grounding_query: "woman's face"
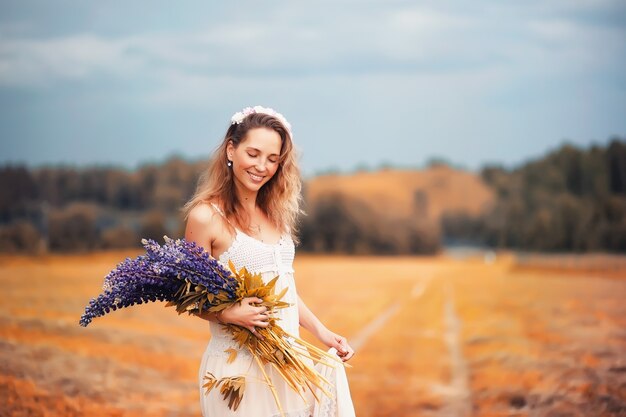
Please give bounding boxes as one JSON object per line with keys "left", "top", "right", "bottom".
{"left": 227, "top": 127, "right": 282, "bottom": 194}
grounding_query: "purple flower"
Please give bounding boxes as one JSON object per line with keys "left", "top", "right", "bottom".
{"left": 79, "top": 236, "right": 237, "bottom": 327}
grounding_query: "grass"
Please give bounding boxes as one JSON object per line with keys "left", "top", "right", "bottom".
{"left": 0, "top": 251, "right": 625, "bottom": 416}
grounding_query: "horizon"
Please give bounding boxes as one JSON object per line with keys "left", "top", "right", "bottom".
{"left": 1, "top": 135, "right": 620, "bottom": 181}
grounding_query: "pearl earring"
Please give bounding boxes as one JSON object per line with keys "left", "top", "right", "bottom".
{"left": 227, "top": 161, "right": 232, "bottom": 167}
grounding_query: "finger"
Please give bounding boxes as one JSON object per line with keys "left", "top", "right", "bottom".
{"left": 247, "top": 326, "right": 264, "bottom": 339}
{"left": 337, "top": 338, "right": 348, "bottom": 353}
{"left": 244, "top": 297, "right": 261, "bottom": 306}
{"left": 334, "top": 345, "right": 346, "bottom": 356}
{"left": 252, "top": 315, "right": 269, "bottom": 326}
{"left": 334, "top": 342, "right": 346, "bottom": 353}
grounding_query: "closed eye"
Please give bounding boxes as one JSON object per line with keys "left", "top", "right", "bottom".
{"left": 247, "top": 152, "right": 277, "bottom": 164}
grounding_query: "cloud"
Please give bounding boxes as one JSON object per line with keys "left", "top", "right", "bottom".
{"left": 0, "top": 1, "right": 623, "bottom": 110}
{"left": 0, "top": 34, "right": 142, "bottom": 86}
{"left": 0, "top": 5, "right": 495, "bottom": 88}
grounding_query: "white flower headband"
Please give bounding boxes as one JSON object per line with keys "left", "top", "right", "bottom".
{"left": 230, "top": 105, "right": 293, "bottom": 139}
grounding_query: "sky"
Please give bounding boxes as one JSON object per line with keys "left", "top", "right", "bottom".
{"left": 0, "top": 0, "right": 625, "bottom": 177}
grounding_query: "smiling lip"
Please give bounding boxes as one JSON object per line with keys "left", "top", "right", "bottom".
{"left": 247, "top": 171, "right": 265, "bottom": 183}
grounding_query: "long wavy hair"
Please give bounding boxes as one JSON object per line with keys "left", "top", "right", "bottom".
{"left": 182, "top": 112, "right": 303, "bottom": 243}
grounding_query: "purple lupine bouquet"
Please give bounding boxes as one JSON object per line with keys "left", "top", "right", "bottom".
{"left": 79, "top": 236, "right": 343, "bottom": 415}
{"left": 78, "top": 236, "right": 239, "bottom": 326}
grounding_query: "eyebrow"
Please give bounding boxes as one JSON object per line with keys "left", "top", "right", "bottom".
{"left": 245, "top": 146, "right": 279, "bottom": 157}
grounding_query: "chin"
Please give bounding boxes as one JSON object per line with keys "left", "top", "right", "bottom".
{"left": 253, "top": 179, "right": 272, "bottom": 190}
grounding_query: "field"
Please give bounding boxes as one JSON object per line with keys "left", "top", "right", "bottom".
{"left": 1, "top": 250, "right": 625, "bottom": 416}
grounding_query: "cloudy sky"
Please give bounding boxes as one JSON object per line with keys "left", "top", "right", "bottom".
{"left": 0, "top": 0, "right": 624, "bottom": 176}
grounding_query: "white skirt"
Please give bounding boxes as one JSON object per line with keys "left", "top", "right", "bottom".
{"left": 198, "top": 323, "right": 356, "bottom": 417}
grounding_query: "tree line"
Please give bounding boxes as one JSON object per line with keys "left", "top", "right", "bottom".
{"left": 442, "top": 138, "right": 626, "bottom": 252}
{"left": 1, "top": 137, "right": 624, "bottom": 254}
{"left": 0, "top": 157, "right": 204, "bottom": 253}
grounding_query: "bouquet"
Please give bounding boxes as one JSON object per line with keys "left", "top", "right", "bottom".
{"left": 79, "top": 236, "right": 344, "bottom": 415}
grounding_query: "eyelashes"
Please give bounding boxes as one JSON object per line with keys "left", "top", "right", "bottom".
{"left": 246, "top": 153, "right": 278, "bottom": 164}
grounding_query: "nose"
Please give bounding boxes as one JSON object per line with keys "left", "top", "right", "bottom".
{"left": 254, "top": 158, "right": 269, "bottom": 172}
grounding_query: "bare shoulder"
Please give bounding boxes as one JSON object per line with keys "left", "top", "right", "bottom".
{"left": 185, "top": 202, "right": 223, "bottom": 253}
{"left": 187, "top": 201, "right": 217, "bottom": 224}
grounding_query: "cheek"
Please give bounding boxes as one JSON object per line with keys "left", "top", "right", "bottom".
{"left": 261, "top": 165, "right": 279, "bottom": 182}
{"left": 268, "top": 163, "right": 280, "bottom": 176}
{"left": 236, "top": 154, "right": 255, "bottom": 167}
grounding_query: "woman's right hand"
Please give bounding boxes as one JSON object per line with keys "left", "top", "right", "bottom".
{"left": 219, "top": 297, "right": 269, "bottom": 338}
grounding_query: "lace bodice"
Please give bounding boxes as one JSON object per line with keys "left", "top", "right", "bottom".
{"left": 205, "top": 203, "right": 300, "bottom": 356}
{"left": 218, "top": 228, "right": 295, "bottom": 277}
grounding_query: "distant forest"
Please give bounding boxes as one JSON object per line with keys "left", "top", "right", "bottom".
{"left": 1, "top": 137, "right": 625, "bottom": 254}
{"left": 443, "top": 138, "right": 626, "bottom": 252}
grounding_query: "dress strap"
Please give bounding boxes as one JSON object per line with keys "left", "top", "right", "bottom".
{"left": 209, "top": 202, "right": 238, "bottom": 231}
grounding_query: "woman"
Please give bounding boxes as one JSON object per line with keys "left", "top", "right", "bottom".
{"left": 183, "top": 106, "right": 356, "bottom": 416}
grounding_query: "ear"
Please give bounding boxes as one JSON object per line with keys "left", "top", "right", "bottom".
{"left": 226, "top": 140, "right": 234, "bottom": 161}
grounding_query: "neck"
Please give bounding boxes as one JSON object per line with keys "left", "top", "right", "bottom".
{"left": 233, "top": 183, "right": 258, "bottom": 213}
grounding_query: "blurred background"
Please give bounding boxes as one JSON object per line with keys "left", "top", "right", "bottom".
{"left": 1, "top": 1, "right": 625, "bottom": 416}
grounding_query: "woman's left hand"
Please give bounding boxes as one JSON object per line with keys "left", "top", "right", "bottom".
{"left": 318, "top": 328, "right": 355, "bottom": 362}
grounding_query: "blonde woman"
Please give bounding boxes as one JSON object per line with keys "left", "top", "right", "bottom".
{"left": 184, "top": 106, "right": 356, "bottom": 416}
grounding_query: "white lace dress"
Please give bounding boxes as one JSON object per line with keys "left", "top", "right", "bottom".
{"left": 198, "top": 207, "right": 356, "bottom": 417}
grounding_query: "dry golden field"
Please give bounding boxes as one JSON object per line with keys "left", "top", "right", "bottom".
{"left": 1, "top": 250, "right": 625, "bottom": 417}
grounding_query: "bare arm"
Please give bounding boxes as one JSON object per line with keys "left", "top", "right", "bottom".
{"left": 184, "top": 203, "right": 270, "bottom": 337}
{"left": 298, "top": 294, "right": 355, "bottom": 362}
{"left": 185, "top": 204, "right": 222, "bottom": 324}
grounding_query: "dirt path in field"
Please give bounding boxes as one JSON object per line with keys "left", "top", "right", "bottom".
{"left": 442, "top": 284, "right": 471, "bottom": 417}
{"left": 301, "top": 254, "right": 626, "bottom": 417}
{"left": 312, "top": 259, "right": 466, "bottom": 416}
{"left": 350, "top": 270, "right": 433, "bottom": 352}
{"left": 345, "top": 264, "right": 474, "bottom": 416}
